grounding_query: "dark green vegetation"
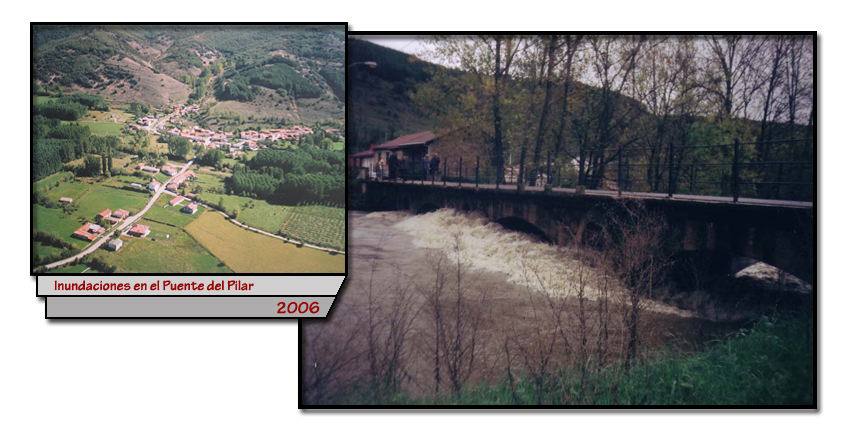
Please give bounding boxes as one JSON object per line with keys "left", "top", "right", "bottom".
{"left": 217, "top": 61, "right": 322, "bottom": 101}
{"left": 311, "top": 314, "right": 813, "bottom": 406}
{"left": 229, "top": 145, "right": 344, "bottom": 205}
{"left": 319, "top": 68, "right": 344, "bottom": 102}
{"left": 33, "top": 25, "right": 344, "bottom": 121}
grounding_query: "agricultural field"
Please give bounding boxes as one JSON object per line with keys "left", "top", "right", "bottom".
{"left": 32, "top": 171, "right": 75, "bottom": 193}
{"left": 278, "top": 205, "right": 345, "bottom": 251}
{"left": 42, "top": 179, "right": 96, "bottom": 203}
{"left": 142, "top": 194, "right": 201, "bottom": 227}
{"left": 93, "top": 222, "right": 232, "bottom": 273}
{"left": 185, "top": 211, "right": 344, "bottom": 273}
{"left": 74, "top": 186, "right": 150, "bottom": 219}
{"left": 197, "top": 192, "right": 291, "bottom": 234}
{"left": 61, "top": 121, "right": 124, "bottom": 136}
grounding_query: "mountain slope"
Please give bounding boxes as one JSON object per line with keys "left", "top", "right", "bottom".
{"left": 347, "top": 38, "right": 437, "bottom": 152}
{"left": 32, "top": 25, "right": 344, "bottom": 121}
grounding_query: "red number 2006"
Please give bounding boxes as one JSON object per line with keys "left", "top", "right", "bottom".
{"left": 277, "top": 302, "right": 320, "bottom": 314}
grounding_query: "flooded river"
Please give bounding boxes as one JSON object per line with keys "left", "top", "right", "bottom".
{"left": 349, "top": 209, "right": 693, "bottom": 317}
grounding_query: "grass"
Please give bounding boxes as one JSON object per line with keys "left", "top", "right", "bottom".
{"left": 61, "top": 121, "right": 124, "bottom": 136}
{"left": 74, "top": 186, "right": 150, "bottom": 219}
{"left": 32, "top": 171, "right": 75, "bottom": 193}
{"left": 93, "top": 221, "right": 232, "bottom": 273}
{"left": 197, "top": 192, "right": 291, "bottom": 233}
{"left": 332, "top": 141, "right": 344, "bottom": 151}
{"left": 33, "top": 95, "right": 58, "bottom": 104}
{"left": 184, "top": 210, "right": 344, "bottom": 273}
{"left": 340, "top": 315, "right": 813, "bottom": 406}
{"left": 279, "top": 205, "right": 345, "bottom": 250}
{"left": 41, "top": 179, "right": 93, "bottom": 203}
{"left": 142, "top": 194, "right": 201, "bottom": 227}
{"left": 32, "top": 204, "right": 92, "bottom": 247}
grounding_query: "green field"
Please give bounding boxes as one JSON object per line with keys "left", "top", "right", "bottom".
{"left": 279, "top": 205, "right": 345, "bottom": 251}
{"left": 332, "top": 141, "right": 344, "bottom": 151}
{"left": 33, "top": 203, "right": 92, "bottom": 247}
{"left": 74, "top": 186, "right": 150, "bottom": 219}
{"left": 61, "top": 121, "right": 124, "bottom": 136}
{"left": 185, "top": 210, "right": 344, "bottom": 273}
{"left": 32, "top": 171, "right": 75, "bottom": 193}
{"left": 93, "top": 221, "right": 232, "bottom": 273}
{"left": 197, "top": 192, "right": 291, "bottom": 233}
{"left": 32, "top": 95, "right": 58, "bottom": 104}
{"left": 142, "top": 194, "right": 201, "bottom": 227}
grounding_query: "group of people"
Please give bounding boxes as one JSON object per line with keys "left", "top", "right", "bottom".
{"left": 374, "top": 152, "right": 442, "bottom": 182}
{"left": 422, "top": 153, "right": 442, "bottom": 182}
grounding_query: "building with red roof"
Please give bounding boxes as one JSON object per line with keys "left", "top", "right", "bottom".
{"left": 128, "top": 224, "right": 150, "bottom": 237}
{"left": 169, "top": 196, "right": 184, "bottom": 206}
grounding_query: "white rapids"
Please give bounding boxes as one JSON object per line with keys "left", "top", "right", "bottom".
{"left": 387, "top": 209, "right": 694, "bottom": 317}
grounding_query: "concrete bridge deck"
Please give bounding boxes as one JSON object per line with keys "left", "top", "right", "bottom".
{"left": 389, "top": 179, "right": 813, "bottom": 209}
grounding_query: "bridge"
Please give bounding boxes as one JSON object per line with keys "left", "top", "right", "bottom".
{"left": 358, "top": 179, "right": 814, "bottom": 284}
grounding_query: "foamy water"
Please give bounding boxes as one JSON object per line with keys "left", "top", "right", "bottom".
{"left": 389, "top": 209, "right": 693, "bottom": 317}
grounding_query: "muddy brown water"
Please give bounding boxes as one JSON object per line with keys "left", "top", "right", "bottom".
{"left": 304, "top": 211, "right": 741, "bottom": 402}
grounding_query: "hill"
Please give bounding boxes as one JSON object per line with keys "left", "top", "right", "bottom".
{"left": 347, "top": 38, "right": 438, "bottom": 153}
{"left": 32, "top": 25, "right": 344, "bottom": 122}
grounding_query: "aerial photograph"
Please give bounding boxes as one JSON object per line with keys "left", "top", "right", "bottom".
{"left": 309, "top": 34, "right": 815, "bottom": 406}
{"left": 31, "top": 24, "right": 345, "bottom": 274}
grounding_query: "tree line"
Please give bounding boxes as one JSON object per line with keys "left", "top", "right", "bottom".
{"left": 227, "top": 145, "right": 344, "bottom": 204}
{"left": 411, "top": 35, "right": 814, "bottom": 200}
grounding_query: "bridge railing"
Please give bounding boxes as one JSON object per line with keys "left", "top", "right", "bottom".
{"left": 373, "top": 137, "right": 813, "bottom": 203}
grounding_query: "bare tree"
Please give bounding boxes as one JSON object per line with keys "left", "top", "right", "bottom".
{"left": 600, "top": 199, "right": 673, "bottom": 367}
{"left": 702, "top": 35, "right": 764, "bottom": 119}
{"left": 420, "top": 233, "right": 493, "bottom": 400}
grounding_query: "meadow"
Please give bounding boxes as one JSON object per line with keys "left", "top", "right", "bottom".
{"left": 61, "top": 121, "right": 124, "bottom": 136}
{"left": 73, "top": 186, "right": 150, "bottom": 219}
{"left": 142, "top": 194, "right": 201, "bottom": 227}
{"left": 279, "top": 205, "right": 345, "bottom": 250}
{"left": 184, "top": 210, "right": 344, "bottom": 273}
{"left": 197, "top": 192, "right": 292, "bottom": 233}
{"left": 93, "top": 221, "right": 232, "bottom": 273}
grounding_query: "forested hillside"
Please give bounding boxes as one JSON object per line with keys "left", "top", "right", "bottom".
{"left": 32, "top": 25, "right": 344, "bottom": 121}
{"left": 347, "top": 38, "right": 437, "bottom": 152}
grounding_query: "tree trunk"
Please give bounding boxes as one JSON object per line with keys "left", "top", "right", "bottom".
{"left": 529, "top": 36, "right": 557, "bottom": 186}
{"left": 493, "top": 38, "right": 505, "bottom": 185}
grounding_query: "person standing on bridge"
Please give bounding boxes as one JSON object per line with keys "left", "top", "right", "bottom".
{"left": 430, "top": 152, "right": 441, "bottom": 182}
{"left": 376, "top": 158, "right": 386, "bottom": 181}
{"left": 422, "top": 154, "right": 431, "bottom": 181}
{"left": 388, "top": 152, "right": 400, "bottom": 182}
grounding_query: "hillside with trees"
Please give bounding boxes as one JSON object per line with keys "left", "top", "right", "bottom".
{"left": 32, "top": 25, "right": 344, "bottom": 121}
{"left": 351, "top": 36, "right": 813, "bottom": 201}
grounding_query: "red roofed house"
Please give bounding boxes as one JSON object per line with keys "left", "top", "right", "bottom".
{"left": 72, "top": 223, "right": 105, "bottom": 241}
{"left": 59, "top": 197, "right": 73, "bottom": 203}
{"left": 96, "top": 209, "right": 112, "bottom": 220}
{"left": 166, "top": 183, "right": 178, "bottom": 192}
{"left": 169, "top": 196, "right": 184, "bottom": 206}
{"left": 372, "top": 131, "right": 437, "bottom": 174}
{"left": 128, "top": 224, "right": 150, "bottom": 237}
{"left": 112, "top": 209, "right": 130, "bottom": 219}
{"left": 181, "top": 203, "right": 198, "bottom": 214}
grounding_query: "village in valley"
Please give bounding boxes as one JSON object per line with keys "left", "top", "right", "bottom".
{"left": 33, "top": 25, "right": 346, "bottom": 275}
{"left": 34, "top": 98, "right": 346, "bottom": 275}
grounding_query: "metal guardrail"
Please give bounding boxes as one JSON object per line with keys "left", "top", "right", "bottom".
{"left": 360, "top": 137, "right": 814, "bottom": 203}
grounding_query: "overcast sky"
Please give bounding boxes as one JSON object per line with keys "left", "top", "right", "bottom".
{"left": 349, "top": 35, "right": 451, "bottom": 66}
